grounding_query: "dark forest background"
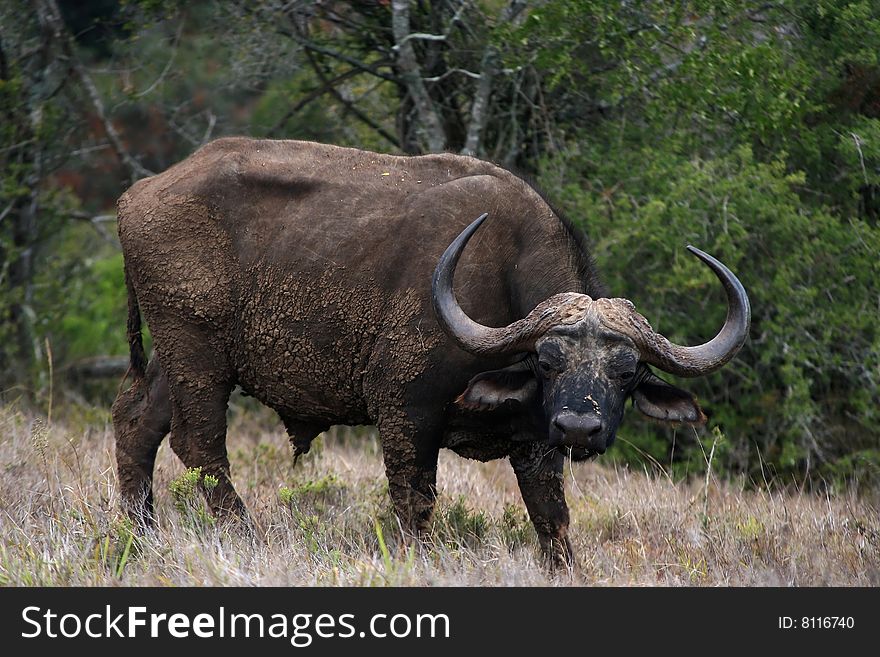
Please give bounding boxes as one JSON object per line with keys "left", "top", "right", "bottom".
{"left": 1, "top": 0, "right": 878, "bottom": 487}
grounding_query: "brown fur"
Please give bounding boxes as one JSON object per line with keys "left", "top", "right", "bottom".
{"left": 113, "top": 138, "right": 596, "bottom": 566}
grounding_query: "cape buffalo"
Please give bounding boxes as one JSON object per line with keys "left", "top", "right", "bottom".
{"left": 112, "top": 137, "right": 750, "bottom": 566}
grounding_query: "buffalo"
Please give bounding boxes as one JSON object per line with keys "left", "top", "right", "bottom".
{"left": 112, "top": 137, "right": 750, "bottom": 566}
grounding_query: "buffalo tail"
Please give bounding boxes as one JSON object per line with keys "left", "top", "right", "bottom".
{"left": 124, "top": 263, "right": 147, "bottom": 380}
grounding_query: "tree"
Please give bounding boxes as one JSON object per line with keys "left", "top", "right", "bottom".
{"left": 1, "top": 0, "right": 877, "bottom": 484}
{"left": 222, "top": 1, "right": 557, "bottom": 166}
{"left": 0, "top": 1, "right": 70, "bottom": 396}
{"left": 0, "top": 0, "right": 150, "bottom": 400}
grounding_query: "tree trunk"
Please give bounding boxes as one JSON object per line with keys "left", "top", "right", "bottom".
{"left": 0, "top": 30, "right": 41, "bottom": 396}
{"left": 390, "top": 0, "right": 446, "bottom": 153}
{"left": 7, "top": 147, "right": 41, "bottom": 391}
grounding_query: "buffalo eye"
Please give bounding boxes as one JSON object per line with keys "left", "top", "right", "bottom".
{"left": 538, "top": 359, "right": 561, "bottom": 377}
{"left": 616, "top": 366, "right": 638, "bottom": 387}
{"left": 537, "top": 343, "right": 566, "bottom": 376}
{"left": 609, "top": 352, "right": 639, "bottom": 386}
{"left": 619, "top": 369, "right": 635, "bottom": 382}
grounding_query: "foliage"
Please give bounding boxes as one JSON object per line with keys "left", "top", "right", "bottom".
{"left": 434, "top": 496, "right": 490, "bottom": 549}
{"left": 0, "top": 3, "right": 84, "bottom": 394}
{"left": 531, "top": 0, "right": 880, "bottom": 482}
{"left": 41, "top": 240, "right": 128, "bottom": 361}
{"left": 1, "top": 0, "right": 878, "bottom": 484}
{"left": 169, "top": 466, "right": 216, "bottom": 527}
{"left": 544, "top": 141, "right": 880, "bottom": 480}
{"left": 279, "top": 473, "right": 346, "bottom": 513}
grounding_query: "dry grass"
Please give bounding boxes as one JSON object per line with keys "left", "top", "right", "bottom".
{"left": 1, "top": 403, "right": 878, "bottom": 586}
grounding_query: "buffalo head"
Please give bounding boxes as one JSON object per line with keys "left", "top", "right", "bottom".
{"left": 432, "top": 213, "right": 751, "bottom": 458}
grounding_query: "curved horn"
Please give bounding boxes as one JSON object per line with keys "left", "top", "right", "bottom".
{"left": 432, "top": 214, "right": 581, "bottom": 355}
{"left": 626, "top": 246, "right": 751, "bottom": 377}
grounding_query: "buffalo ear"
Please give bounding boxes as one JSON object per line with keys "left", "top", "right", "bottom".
{"left": 456, "top": 361, "right": 537, "bottom": 411}
{"left": 632, "top": 372, "right": 706, "bottom": 425}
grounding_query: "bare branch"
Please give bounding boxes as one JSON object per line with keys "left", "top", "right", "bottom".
{"left": 201, "top": 110, "right": 216, "bottom": 145}
{"left": 69, "top": 143, "right": 111, "bottom": 158}
{"left": 71, "top": 211, "right": 117, "bottom": 243}
{"left": 461, "top": 0, "right": 528, "bottom": 156}
{"left": 303, "top": 50, "right": 400, "bottom": 149}
{"left": 135, "top": 19, "right": 184, "bottom": 98}
{"left": 64, "top": 355, "right": 129, "bottom": 379}
{"left": 266, "top": 66, "right": 364, "bottom": 138}
{"left": 318, "top": 6, "right": 393, "bottom": 37}
{"left": 0, "top": 201, "right": 14, "bottom": 224}
{"left": 423, "top": 68, "right": 481, "bottom": 83}
{"left": 392, "top": 32, "right": 447, "bottom": 50}
{"left": 33, "top": 0, "right": 153, "bottom": 183}
{"left": 391, "top": 0, "right": 446, "bottom": 152}
{"left": 279, "top": 26, "right": 398, "bottom": 83}
{"left": 165, "top": 112, "right": 201, "bottom": 147}
{"left": 71, "top": 211, "right": 116, "bottom": 223}
{"left": 0, "top": 30, "right": 8, "bottom": 80}
{"left": 445, "top": 1, "right": 472, "bottom": 36}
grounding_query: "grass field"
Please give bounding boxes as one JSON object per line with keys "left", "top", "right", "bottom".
{"left": 1, "top": 403, "right": 878, "bottom": 586}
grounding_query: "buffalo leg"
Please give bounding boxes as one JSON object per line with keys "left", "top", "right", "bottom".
{"left": 509, "top": 443, "right": 573, "bottom": 570}
{"left": 112, "top": 358, "right": 171, "bottom": 525}
{"left": 377, "top": 413, "right": 442, "bottom": 537}
{"left": 160, "top": 343, "right": 246, "bottom": 523}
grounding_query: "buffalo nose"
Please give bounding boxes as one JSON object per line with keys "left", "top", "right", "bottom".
{"left": 552, "top": 412, "right": 605, "bottom": 451}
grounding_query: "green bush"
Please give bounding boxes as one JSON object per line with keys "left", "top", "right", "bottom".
{"left": 541, "top": 142, "right": 880, "bottom": 483}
